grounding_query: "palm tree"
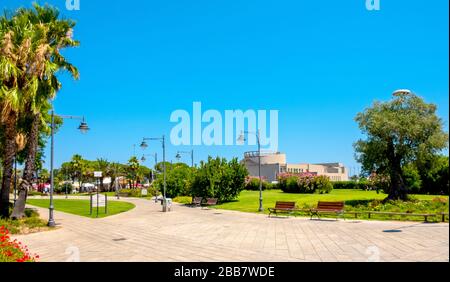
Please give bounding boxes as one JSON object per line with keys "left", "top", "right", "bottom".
{"left": 70, "top": 154, "right": 86, "bottom": 190}
{"left": 10, "top": 4, "right": 79, "bottom": 218}
{"left": 107, "top": 162, "right": 122, "bottom": 192}
{"left": 0, "top": 10, "right": 32, "bottom": 218}
{"left": 127, "top": 157, "right": 140, "bottom": 189}
{"left": 95, "top": 158, "right": 110, "bottom": 192}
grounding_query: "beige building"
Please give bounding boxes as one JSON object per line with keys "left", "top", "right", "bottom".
{"left": 243, "top": 152, "right": 348, "bottom": 183}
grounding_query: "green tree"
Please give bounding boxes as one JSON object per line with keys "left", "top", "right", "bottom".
{"left": 68, "top": 154, "right": 87, "bottom": 190}
{"left": 0, "top": 4, "right": 79, "bottom": 218}
{"left": 191, "top": 157, "right": 248, "bottom": 202}
{"left": 154, "top": 163, "right": 195, "bottom": 198}
{"left": 126, "top": 156, "right": 140, "bottom": 188}
{"left": 354, "top": 91, "right": 448, "bottom": 200}
{"left": 108, "top": 162, "right": 123, "bottom": 192}
{"left": 0, "top": 8, "right": 31, "bottom": 217}
{"left": 94, "top": 158, "right": 110, "bottom": 192}
{"left": 401, "top": 163, "right": 422, "bottom": 194}
{"left": 415, "top": 155, "right": 449, "bottom": 195}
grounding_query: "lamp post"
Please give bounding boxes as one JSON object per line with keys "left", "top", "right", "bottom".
{"left": 141, "top": 153, "right": 158, "bottom": 169}
{"left": 141, "top": 153, "right": 158, "bottom": 202}
{"left": 238, "top": 130, "right": 263, "bottom": 212}
{"left": 140, "top": 136, "right": 167, "bottom": 212}
{"left": 48, "top": 111, "right": 90, "bottom": 227}
{"left": 175, "top": 150, "right": 194, "bottom": 167}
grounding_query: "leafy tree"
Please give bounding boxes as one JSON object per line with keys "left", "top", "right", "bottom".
{"left": 0, "top": 4, "right": 79, "bottom": 218}
{"left": 155, "top": 161, "right": 172, "bottom": 173}
{"left": 415, "top": 155, "right": 449, "bottom": 195}
{"left": 402, "top": 163, "right": 422, "bottom": 194}
{"left": 191, "top": 157, "right": 248, "bottom": 202}
{"left": 126, "top": 156, "right": 140, "bottom": 188}
{"left": 154, "top": 163, "right": 195, "bottom": 198}
{"left": 354, "top": 91, "right": 448, "bottom": 200}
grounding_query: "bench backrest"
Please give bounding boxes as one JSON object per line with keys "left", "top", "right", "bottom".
{"left": 192, "top": 197, "right": 203, "bottom": 204}
{"left": 275, "top": 201, "right": 296, "bottom": 209}
{"left": 206, "top": 198, "right": 218, "bottom": 205}
{"left": 317, "top": 201, "right": 344, "bottom": 210}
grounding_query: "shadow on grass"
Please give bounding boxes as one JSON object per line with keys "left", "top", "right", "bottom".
{"left": 344, "top": 199, "right": 374, "bottom": 207}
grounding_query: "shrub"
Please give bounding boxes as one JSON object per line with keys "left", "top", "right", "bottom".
{"left": 191, "top": 157, "right": 248, "bottom": 202}
{"left": 245, "top": 177, "right": 273, "bottom": 191}
{"left": 154, "top": 163, "right": 195, "bottom": 198}
{"left": 314, "top": 175, "right": 333, "bottom": 194}
{"left": 173, "top": 196, "right": 193, "bottom": 204}
{"left": 54, "top": 182, "right": 73, "bottom": 194}
{"left": 119, "top": 187, "right": 156, "bottom": 198}
{"left": 368, "top": 174, "right": 391, "bottom": 194}
{"left": 278, "top": 174, "right": 333, "bottom": 194}
{"left": 403, "top": 163, "right": 422, "bottom": 194}
{"left": 0, "top": 226, "right": 39, "bottom": 262}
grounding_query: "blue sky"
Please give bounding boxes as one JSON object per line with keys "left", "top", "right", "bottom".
{"left": 3, "top": 0, "right": 449, "bottom": 173}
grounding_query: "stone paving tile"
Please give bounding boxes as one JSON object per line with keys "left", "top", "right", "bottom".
{"left": 12, "top": 197, "right": 450, "bottom": 262}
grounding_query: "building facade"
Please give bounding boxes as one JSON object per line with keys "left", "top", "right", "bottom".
{"left": 243, "top": 152, "right": 348, "bottom": 183}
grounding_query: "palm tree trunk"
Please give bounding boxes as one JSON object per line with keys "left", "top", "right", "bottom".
{"left": 11, "top": 113, "right": 40, "bottom": 219}
{"left": 0, "top": 117, "right": 17, "bottom": 218}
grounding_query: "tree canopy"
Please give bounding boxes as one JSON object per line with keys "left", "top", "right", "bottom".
{"left": 354, "top": 91, "right": 448, "bottom": 200}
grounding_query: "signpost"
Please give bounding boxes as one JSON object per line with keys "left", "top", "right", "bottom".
{"left": 90, "top": 194, "right": 107, "bottom": 216}
{"left": 141, "top": 188, "right": 148, "bottom": 196}
{"left": 90, "top": 171, "right": 107, "bottom": 217}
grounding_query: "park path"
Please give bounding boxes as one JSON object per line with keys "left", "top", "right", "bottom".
{"left": 12, "top": 197, "right": 449, "bottom": 262}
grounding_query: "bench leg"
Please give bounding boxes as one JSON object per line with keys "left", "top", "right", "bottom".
{"left": 310, "top": 211, "right": 319, "bottom": 220}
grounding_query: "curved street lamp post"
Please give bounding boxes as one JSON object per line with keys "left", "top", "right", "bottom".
{"left": 238, "top": 130, "right": 263, "bottom": 212}
{"left": 140, "top": 136, "right": 168, "bottom": 212}
{"left": 141, "top": 153, "right": 158, "bottom": 202}
{"left": 48, "top": 111, "right": 90, "bottom": 227}
{"left": 175, "top": 150, "right": 194, "bottom": 167}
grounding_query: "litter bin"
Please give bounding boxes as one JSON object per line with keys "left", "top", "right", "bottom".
{"left": 160, "top": 198, "right": 172, "bottom": 212}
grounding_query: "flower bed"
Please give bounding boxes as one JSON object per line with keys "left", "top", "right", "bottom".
{"left": 0, "top": 226, "right": 39, "bottom": 262}
{"left": 277, "top": 174, "right": 333, "bottom": 194}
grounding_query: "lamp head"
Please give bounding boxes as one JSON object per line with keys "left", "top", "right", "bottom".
{"left": 140, "top": 141, "right": 148, "bottom": 149}
{"left": 237, "top": 132, "right": 246, "bottom": 144}
{"left": 393, "top": 89, "right": 412, "bottom": 96}
{"left": 78, "top": 121, "right": 90, "bottom": 134}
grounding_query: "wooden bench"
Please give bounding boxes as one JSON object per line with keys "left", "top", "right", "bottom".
{"left": 310, "top": 201, "right": 345, "bottom": 220}
{"left": 268, "top": 201, "right": 296, "bottom": 217}
{"left": 190, "top": 197, "right": 203, "bottom": 207}
{"left": 201, "top": 198, "right": 218, "bottom": 209}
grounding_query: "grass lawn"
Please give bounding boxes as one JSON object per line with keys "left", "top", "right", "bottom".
{"left": 26, "top": 199, "right": 135, "bottom": 218}
{"left": 214, "top": 189, "right": 449, "bottom": 222}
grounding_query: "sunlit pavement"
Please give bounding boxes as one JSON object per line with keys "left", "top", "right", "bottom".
{"left": 13, "top": 197, "right": 449, "bottom": 262}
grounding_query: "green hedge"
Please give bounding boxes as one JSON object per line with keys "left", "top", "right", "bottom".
{"left": 119, "top": 187, "right": 156, "bottom": 197}
{"left": 245, "top": 178, "right": 275, "bottom": 191}
{"left": 278, "top": 175, "right": 333, "bottom": 194}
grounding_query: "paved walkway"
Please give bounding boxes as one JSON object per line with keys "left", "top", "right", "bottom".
{"left": 13, "top": 197, "right": 449, "bottom": 262}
